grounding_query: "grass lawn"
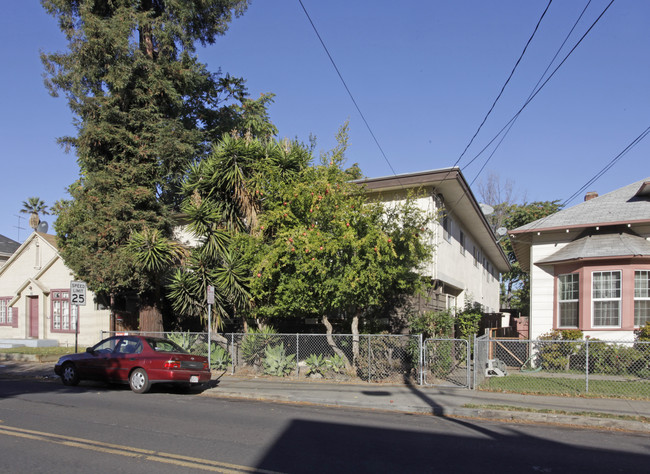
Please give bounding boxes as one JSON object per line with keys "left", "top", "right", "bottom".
{"left": 481, "top": 374, "right": 650, "bottom": 399}
{"left": 0, "top": 346, "right": 79, "bottom": 357}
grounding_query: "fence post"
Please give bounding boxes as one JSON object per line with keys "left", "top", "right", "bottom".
{"left": 466, "top": 338, "right": 471, "bottom": 389}
{"left": 367, "top": 335, "right": 371, "bottom": 383}
{"left": 419, "top": 334, "right": 423, "bottom": 386}
{"left": 472, "top": 334, "right": 476, "bottom": 390}
{"left": 296, "top": 333, "right": 300, "bottom": 377}
{"left": 230, "top": 333, "right": 235, "bottom": 375}
{"left": 585, "top": 339, "right": 589, "bottom": 393}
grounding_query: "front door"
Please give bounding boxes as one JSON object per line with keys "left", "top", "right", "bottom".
{"left": 28, "top": 296, "right": 39, "bottom": 338}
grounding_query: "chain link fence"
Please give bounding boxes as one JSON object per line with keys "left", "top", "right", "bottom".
{"left": 102, "top": 331, "right": 421, "bottom": 384}
{"left": 99, "top": 330, "right": 650, "bottom": 398}
{"left": 476, "top": 338, "right": 650, "bottom": 399}
{"left": 423, "top": 338, "right": 470, "bottom": 388}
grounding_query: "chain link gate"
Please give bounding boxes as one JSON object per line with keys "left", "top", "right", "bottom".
{"left": 422, "top": 338, "right": 470, "bottom": 388}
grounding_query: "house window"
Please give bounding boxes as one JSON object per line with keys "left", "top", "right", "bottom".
{"left": 52, "top": 290, "right": 78, "bottom": 332}
{"left": 0, "top": 297, "right": 12, "bottom": 326}
{"left": 635, "top": 270, "right": 650, "bottom": 326}
{"left": 459, "top": 231, "right": 465, "bottom": 255}
{"left": 442, "top": 210, "right": 451, "bottom": 242}
{"left": 558, "top": 274, "right": 579, "bottom": 327}
{"left": 592, "top": 271, "right": 621, "bottom": 327}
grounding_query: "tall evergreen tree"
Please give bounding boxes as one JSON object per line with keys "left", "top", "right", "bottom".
{"left": 44, "top": 0, "right": 259, "bottom": 330}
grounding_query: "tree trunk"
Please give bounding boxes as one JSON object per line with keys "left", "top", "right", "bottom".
{"left": 322, "top": 315, "right": 353, "bottom": 372}
{"left": 351, "top": 312, "right": 360, "bottom": 366}
{"left": 139, "top": 304, "right": 163, "bottom": 333}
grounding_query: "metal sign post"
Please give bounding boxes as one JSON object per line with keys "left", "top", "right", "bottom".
{"left": 207, "top": 285, "right": 214, "bottom": 371}
{"left": 70, "top": 281, "right": 87, "bottom": 353}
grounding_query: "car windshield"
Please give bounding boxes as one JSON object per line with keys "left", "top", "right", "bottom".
{"left": 145, "top": 338, "right": 188, "bottom": 354}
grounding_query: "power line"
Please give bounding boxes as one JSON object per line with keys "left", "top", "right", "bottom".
{"left": 561, "top": 125, "right": 650, "bottom": 207}
{"left": 468, "top": 0, "right": 595, "bottom": 187}
{"left": 462, "top": 0, "right": 615, "bottom": 173}
{"left": 454, "top": 0, "right": 553, "bottom": 169}
{"left": 429, "top": 1, "right": 555, "bottom": 221}
{"left": 297, "top": 0, "right": 398, "bottom": 177}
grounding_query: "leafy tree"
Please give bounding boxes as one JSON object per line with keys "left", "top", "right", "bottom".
{"left": 502, "top": 200, "right": 562, "bottom": 314}
{"left": 20, "top": 197, "right": 50, "bottom": 230}
{"left": 133, "top": 134, "right": 312, "bottom": 331}
{"left": 44, "top": 0, "right": 260, "bottom": 330}
{"left": 242, "top": 125, "right": 433, "bottom": 368}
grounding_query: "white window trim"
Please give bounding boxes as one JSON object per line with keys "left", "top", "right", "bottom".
{"left": 558, "top": 273, "right": 579, "bottom": 328}
{"left": 634, "top": 270, "right": 650, "bottom": 327}
{"left": 591, "top": 270, "right": 622, "bottom": 328}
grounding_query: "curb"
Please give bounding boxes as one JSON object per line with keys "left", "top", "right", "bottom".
{"left": 200, "top": 390, "right": 650, "bottom": 434}
{"left": 0, "top": 353, "right": 60, "bottom": 363}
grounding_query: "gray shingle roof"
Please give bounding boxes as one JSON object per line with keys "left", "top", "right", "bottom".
{"left": 537, "top": 228, "right": 650, "bottom": 264}
{"left": 0, "top": 234, "right": 20, "bottom": 256}
{"left": 514, "top": 177, "right": 650, "bottom": 232}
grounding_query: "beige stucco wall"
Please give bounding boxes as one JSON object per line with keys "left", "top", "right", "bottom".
{"left": 0, "top": 234, "right": 110, "bottom": 347}
{"left": 381, "top": 192, "right": 502, "bottom": 314}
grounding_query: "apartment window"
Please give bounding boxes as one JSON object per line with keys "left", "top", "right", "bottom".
{"left": 635, "top": 270, "right": 650, "bottom": 326}
{"left": 459, "top": 231, "right": 465, "bottom": 255}
{"left": 558, "top": 274, "right": 579, "bottom": 327}
{"left": 442, "top": 210, "right": 451, "bottom": 242}
{"left": 592, "top": 271, "right": 621, "bottom": 327}
{"left": 0, "top": 297, "right": 12, "bottom": 325}
{"left": 52, "top": 290, "right": 78, "bottom": 332}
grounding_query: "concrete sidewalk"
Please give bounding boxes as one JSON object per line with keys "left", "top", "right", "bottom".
{"left": 2, "top": 358, "right": 649, "bottom": 433}
{"left": 204, "top": 375, "right": 650, "bottom": 433}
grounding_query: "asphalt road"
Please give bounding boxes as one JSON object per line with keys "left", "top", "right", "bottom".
{"left": 0, "top": 379, "right": 648, "bottom": 473}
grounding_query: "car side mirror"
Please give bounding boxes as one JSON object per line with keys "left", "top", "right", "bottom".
{"left": 86, "top": 347, "right": 95, "bottom": 354}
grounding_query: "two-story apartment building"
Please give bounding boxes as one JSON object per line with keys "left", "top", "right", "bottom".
{"left": 357, "top": 167, "right": 510, "bottom": 314}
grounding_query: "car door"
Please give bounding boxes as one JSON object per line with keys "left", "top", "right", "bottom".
{"left": 112, "top": 337, "right": 144, "bottom": 382}
{"left": 79, "top": 337, "right": 120, "bottom": 380}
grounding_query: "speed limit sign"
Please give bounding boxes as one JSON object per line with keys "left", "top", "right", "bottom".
{"left": 70, "top": 281, "right": 87, "bottom": 306}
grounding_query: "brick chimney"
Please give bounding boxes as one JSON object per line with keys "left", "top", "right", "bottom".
{"left": 584, "top": 191, "right": 598, "bottom": 201}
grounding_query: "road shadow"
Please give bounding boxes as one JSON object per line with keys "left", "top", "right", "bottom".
{"left": 253, "top": 416, "right": 648, "bottom": 473}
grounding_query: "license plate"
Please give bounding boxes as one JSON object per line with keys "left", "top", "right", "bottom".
{"left": 190, "top": 375, "right": 199, "bottom": 383}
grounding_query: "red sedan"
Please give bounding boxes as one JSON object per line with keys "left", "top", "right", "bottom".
{"left": 54, "top": 335, "right": 211, "bottom": 393}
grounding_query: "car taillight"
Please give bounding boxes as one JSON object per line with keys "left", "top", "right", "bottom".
{"left": 164, "top": 359, "right": 181, "bottom": 369}
{"left": 203, "top": 362, "right": 209, "bottom": 370}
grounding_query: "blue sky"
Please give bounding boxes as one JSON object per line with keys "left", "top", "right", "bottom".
{"left": 1, "top": 1, "right": 648, "bottom": 242}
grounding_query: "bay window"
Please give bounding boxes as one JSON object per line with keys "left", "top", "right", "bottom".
{"left": 635, "top": 270, "right": 650, "bottom": 326}
{"left": 558, "top": 273, "right": 579, "bottom": 327}
{"left": 592, "top": 271, "right": 621, "bottom": 327}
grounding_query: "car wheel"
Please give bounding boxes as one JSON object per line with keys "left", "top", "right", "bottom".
{"left": 61, "top": 363, "right": 80, "bottom": 386}
{"left": 129, "top": 368, "right": 151, "bottom": 394}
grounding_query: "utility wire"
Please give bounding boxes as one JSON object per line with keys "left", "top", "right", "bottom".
{"left": 454, "top": 0, "right": 553, "bottom": 169}
{"left": 297, "top": 0, "right": 398, "bottom": 176}
{"left": 516, "top": 123, "right": 650, "bottom": 234}
{"left": 429, "top": 1, "right": 554, "bottom": 219}
{"left": 462, "top": 0, "right": 615, "bottom": 172}
{"left": 560, "top": 125, "right": 650, "bottom": 207}
{"left": 468, "top": 0, "right": 594, "bottom": 187}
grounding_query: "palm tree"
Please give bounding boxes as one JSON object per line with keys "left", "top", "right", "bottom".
{"left": 20, "top": 197, "right": 50, "bottom": 230}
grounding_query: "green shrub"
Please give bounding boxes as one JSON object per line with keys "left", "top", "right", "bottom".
{"left": 210, "top": 343, "right": 231, "bottom": 370}
{"left": 326, "top": 353, "right": 346, "bottom": 374}
{"left": 167, "top": 331, "right": 202, "bottom": 352}
{"left": 241, "top": 326, "right": 277, "bottom": 367}
{"left": 537, "top": 330, "right": 584, "bottom": 372}
{"left": 304, "top": 353, "right": 326, "bottom": 376}
{"left": 263, "top": 343, "right": 295, "bottom": 377}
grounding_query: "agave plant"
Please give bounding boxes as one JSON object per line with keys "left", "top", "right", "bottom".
{"left": 263, "top": 343, "right": 295, "bottom": 377}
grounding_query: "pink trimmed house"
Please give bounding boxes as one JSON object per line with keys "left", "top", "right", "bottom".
{"left": 509, "top": 178, "right": 650, "bottom": 340}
